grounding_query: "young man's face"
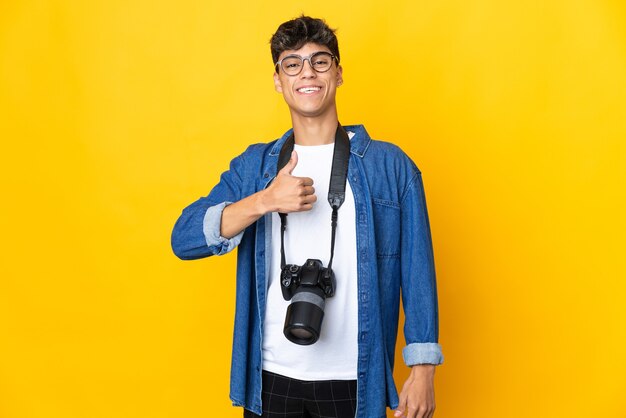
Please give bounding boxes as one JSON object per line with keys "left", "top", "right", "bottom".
{"left": 273, "top": 42, "right": 343, "bottom": 120}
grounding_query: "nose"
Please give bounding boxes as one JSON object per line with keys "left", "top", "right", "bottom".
{"left": 300, "top": 58, "right": 316, "bottom": 78}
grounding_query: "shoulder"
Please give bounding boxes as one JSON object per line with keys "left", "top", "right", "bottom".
{"left": 228, "top": 137, "right": 280, "bottom": 168}
{"left": 237, "top": 141, "right": 274, "bottom": 159}
{"left": 364, "top": 138, "right": 421, "bottom": 180}
{"left": 346, "top": 124, "right": 421, "bottom": 176}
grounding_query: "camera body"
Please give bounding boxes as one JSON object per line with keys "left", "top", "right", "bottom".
{"left": 280, "top": 259, "right": 336, "bottom": 300}
{"left": 279, "top": 259, "right": 336, "bottom": 345}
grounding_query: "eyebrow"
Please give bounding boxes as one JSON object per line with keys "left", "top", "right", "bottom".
{"left": 282, "top": 51, "right": 330, "bottom": 58}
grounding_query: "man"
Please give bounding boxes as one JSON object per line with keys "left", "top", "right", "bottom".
{"left": 171, "top": 15, "right": 443, "bottom": 418}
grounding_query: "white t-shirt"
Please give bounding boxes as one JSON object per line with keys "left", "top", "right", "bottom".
{"left": 262, "top": 139, "right": 358, "bottom": 381}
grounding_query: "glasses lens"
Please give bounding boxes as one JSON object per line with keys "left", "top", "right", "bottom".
{"left": 281, "top": 56, "right": 303, "bottom": 75}
{"left": 311, "top": 53, "right": 333, "bottom": 72}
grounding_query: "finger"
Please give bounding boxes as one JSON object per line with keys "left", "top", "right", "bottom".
{"left": 301, "top": 186, "right": 315, "bottom": 196}
{"left": 425, "top": 407, "right": 435, "bottom": 418}
{"left": 300, "top": 176, "right": 314, "bottom": 186}
{"left": 299, "top": 203, "right": 314, "bottom": 211}
{"left": 279, "top": 150, "right": 298, "bottom": 175}
{"left": 302, "top": 194, "right": 317, "bottom": 205}
{"left": 413, "top": 406, "right": 424, "bottom": 418}
{"left": 394, "top": 392, "right": 407, "bottom": 417}
{"left": 418, "top": 405, "right": 432, "bottom": 418}
{"left": 419, "top": 404, "right": 435, "bottom": 418}
{"left": 408, "top": 406, "right": 420, "bottom": 418}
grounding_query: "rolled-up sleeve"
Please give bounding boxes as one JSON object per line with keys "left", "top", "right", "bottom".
{"left": 402, "top": 342, "right": 444, "bottom": 366}
{"left": 202, "top": 201, "right": 244, "bottom": 255}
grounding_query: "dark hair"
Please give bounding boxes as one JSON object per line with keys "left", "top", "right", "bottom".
{"left": 270, "top": 15, "right": 340, "bottom": 67}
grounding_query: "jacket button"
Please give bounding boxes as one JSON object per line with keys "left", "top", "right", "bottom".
{"left": 264, "top": 173, "right": 269, "bottom": 178}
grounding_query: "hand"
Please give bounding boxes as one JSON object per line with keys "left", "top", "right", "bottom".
{"left": 262, "top": 150, "right": 317, "bottom": 213}
{"left": 394, "top": 365, "right": 436, "bottom": 418}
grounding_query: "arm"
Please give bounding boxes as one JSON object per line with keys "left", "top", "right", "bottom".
{"left": 395, "top": 171, "right": 442, "bottom": 418}
{"left": 170, "top": 151, "right": 247, "bottom": 260}
{"left": 220, "top": 151, "right": 316, "bottom": 238}
{"left": 171, "top": 150, "right": 315, "bottom": 259}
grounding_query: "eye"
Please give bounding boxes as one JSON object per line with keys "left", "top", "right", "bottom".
{"left": 282, "top": 57, "right": 302, "bottom": 70}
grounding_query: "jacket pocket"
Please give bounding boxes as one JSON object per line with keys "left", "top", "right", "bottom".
{"left": 372, "top": 198, "right": 401, "bottom": 258}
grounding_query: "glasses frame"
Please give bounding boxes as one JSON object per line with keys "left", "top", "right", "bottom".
{"left": 274, "top": 51, "right": 339, "bottom": 76}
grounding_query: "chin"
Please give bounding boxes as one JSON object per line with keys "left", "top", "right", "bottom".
{"left": 287, "top": 105, "right": 321, "bottom": 117}
{"left": 296, "top": 110, "right": 327, "bottom": 119}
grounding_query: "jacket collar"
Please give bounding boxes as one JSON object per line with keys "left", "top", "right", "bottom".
{"left": 269, "top": 124, "right": 371, "bottom": 158}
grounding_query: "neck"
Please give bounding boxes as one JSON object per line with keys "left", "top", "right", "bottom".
{"left": 290, "top": 108, "right": 339, "bottom": 146}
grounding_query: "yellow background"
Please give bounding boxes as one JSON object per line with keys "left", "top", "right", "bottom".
{"left": 1, "top": 1, "right": 625, "bottom": 417}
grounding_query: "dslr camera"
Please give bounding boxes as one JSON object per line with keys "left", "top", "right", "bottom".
{"left": 280, "top": 259, "right": 336, "bottom": 345}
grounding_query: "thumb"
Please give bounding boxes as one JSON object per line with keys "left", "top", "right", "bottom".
{"left": 280, "top": 150, "right": 298, "bottom": 175}
{"left": 394, "top": 391, "right": 407, "bottom": 417}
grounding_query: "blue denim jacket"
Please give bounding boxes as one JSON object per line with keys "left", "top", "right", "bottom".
{"left": 171, "top": 125, "right": 443, "bottom": 418}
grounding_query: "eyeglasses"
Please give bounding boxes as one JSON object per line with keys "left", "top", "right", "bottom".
{"left": 274, "top": 51, "right": 338, "bottom": 76}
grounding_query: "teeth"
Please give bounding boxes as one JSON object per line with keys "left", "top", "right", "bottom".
{"left": 298, "top": 87, "right": 321, "bottom": 93}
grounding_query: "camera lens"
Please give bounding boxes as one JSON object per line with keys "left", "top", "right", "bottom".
{"left": 289, "top": 328, "right": 313, "bottom": 340}
{"left": 283, "top": 286, "right": 326, "bottom": 345}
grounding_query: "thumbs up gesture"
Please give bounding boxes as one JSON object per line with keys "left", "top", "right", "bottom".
{"left": 264, "top": 151, "right": 317, "bottom": 213}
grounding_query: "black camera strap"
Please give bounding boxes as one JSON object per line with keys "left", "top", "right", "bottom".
{"left": 276, "top": 124, "right": 351, "bottom": 271}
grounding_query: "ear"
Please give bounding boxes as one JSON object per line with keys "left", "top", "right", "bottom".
{"left": 336, "top": 65, "right": 344, "bottom": 86}
{"left": 273, "top": 72, "right": 283, "bottom": 93}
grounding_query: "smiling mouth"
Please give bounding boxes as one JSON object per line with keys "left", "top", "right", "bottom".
{"left": 296, "top": 86, "right": 322, "bottom": 94}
